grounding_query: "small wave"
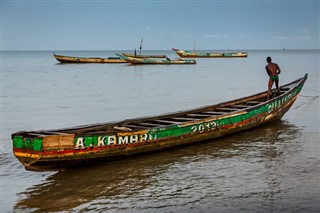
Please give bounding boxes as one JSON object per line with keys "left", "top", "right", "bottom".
{"left": 294, "top": 95, "right": 319, "bottom": 110}
{"left": 300, "top": 95, "right": 319, "bottom": 99}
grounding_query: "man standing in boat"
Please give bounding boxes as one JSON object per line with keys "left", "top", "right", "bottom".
{"left": 265, "top": 56, "right": 281, "bottom": 100}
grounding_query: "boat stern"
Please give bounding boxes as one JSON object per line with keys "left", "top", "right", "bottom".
{"left": 12, "top": 132, "right": 75, "bottom": 170}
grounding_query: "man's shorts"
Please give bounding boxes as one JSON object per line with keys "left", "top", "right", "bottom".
{"left": 270, "top": 75, "right": 279, "bottom": 81}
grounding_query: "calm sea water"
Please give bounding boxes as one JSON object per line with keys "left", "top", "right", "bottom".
{"left": 1, "top": 50, "right": 319, "bottom": 212}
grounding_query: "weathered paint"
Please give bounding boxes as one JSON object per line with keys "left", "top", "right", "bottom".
{"left": 54, "top": 54, "right": 127, "bottom": 63}
{"left": 12, "top": 86, "right": 302, "bottom": 152}
{"left": 117, "top": 54, "right": 197, "bottom": 65}
{"left": 172, "top": 48, "right": 248, "bottom": 58}
{"left": 121, "top": 53, "right": 167, "bottom": 58}
{"left": 12, "top": 75, "right": 307, "bottom": 171}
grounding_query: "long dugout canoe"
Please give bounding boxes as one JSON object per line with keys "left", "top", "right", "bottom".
{"left": 172, "top": 48, "right": 248, "bottom": 58}
{"left": 121, "top": 53, "right": 167, "bottom": 58}
{"left": 12, "top": 74, "right": 307, "bottom": 171}
{"left": 117, "top": 54, "right": 196, "bottom": 65}
{"left": 54, "top": 54, "right": 127, "bottom": 63}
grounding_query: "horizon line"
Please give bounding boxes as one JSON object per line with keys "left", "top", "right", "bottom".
{"left": 1, "top": 48, "right": 319, "bottom": 52}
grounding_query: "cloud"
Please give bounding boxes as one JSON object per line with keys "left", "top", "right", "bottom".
{"left": 302, "top": 26, "right": 312, "bottom": 34}
{"left": 183, "top": 34, "right": 194, "bottom": 38}
{"left": 273, "top": 35, "right": 310, "bottom": 40}
{"left": 171, "top": 32, "right": 178, "bottom": 38}
{"left": 203, "top": 33, "right": 231, "bottom": 39}
{"left": 273, "top": 26, "right": 316, "bottom": 41}
{"left": 239, "top": 34, "right": 252, "bottom": 39}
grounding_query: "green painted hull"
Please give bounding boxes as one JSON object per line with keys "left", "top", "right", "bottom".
{"left": 121, "top": 53, "right": 167, "bottom": 58}
{"left": 172, "top": 48, "right": 248, "bottom": 58}
{"left": 12, "top": 74, "right": 307, "bottom": 171}
{"left": 117, "top": 54, "right": 196, "bottom": 65}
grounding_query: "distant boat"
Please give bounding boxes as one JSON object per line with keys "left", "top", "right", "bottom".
{"left": 12, "top": 74, "right": 307, "bottom": 171}
{"left": 121, "top": 53, "right": 167, "bottom": 58}
{"left": 53, "top": 53, "right": 127, "bottom": 63}
{"left": 117, "top": 54, "right": 196, "bottom": 65}
{"left": 172, "top": 48, "right": 248, "bottom": 58}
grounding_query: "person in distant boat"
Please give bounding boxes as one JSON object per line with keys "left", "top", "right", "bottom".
{"left": 265, "top": 56, "right": 281, "bottom": 100}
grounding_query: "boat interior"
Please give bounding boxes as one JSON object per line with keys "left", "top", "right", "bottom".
{"left": 15, "top": 86, "right": 294, "bottom": 139}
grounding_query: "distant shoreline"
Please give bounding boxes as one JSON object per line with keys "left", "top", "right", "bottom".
{"left": 2, "top": 49, "right": 320, "bottom": 52}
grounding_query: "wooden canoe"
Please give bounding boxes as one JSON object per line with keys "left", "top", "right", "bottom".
{"left": 12, "top": 74, "right": 307, "bottom": 171}
{"left": 53, "top": 54, "right": 127, "bottom": 63}
{"left": 117, "top": 54, "right": 196, "bottom": 65}
{"left": 172, "top": 48, "right": 248, "bottom": 58}
{"left": 121, "top": 53, "right": 167, "bottom": 58}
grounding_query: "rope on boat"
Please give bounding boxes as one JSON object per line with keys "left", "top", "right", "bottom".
{"left": 25, "top": 150, "right": 43, "bottom": 170}
{"left": 166, "top": 49, "right": 175, "bottom": 58}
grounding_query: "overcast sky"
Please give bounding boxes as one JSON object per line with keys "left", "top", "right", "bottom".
{"left": 1, "top": 0, "right": 319, "bottom": 50}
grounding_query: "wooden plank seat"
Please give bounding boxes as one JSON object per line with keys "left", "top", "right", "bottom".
{"left": 215, "top": 107, "right": 239, "bottom": 112}
{"left": 246, "top": 101, "right": 262, "bottom": 105}
{"left": 122, "top": 124, "right": 149, "bottom": 129}
{"left": 153, "top": 119, "right": 182, "bottom": 124}
{"left": 186, "top": 113, "right": 213, "bottom": 118}
{"left": 202, "top": 111, "right": 227, "bottom": 115}
{"left": 231, "top": 104, "right": 250, "bottom": 109}
{"left": 138, "top": 122, "right": 164, "bottom": 127}
{"left": 170, "top": 117, "right": 200, "bottom": 121}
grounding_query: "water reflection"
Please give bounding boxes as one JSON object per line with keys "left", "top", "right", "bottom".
{"left": 14, "top": 120, "right": 303, "bottom": 212}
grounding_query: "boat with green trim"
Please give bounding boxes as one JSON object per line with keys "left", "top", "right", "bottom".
{"left": 54, "top": 53, "right": 127, "bottom": 63}
{"left": 172, "top": 48, "right": 248, "bottom": 58}
{"left": 121, "top": 53, "right": 167, "bottom": 58}
{"left": 12, "top": 74, "right": 307, "bottom": 171}
{"left": 117, "top": 54, "right": 196, "bottom": 65}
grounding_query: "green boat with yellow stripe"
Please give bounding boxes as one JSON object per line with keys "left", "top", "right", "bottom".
{"left": 12, "top": 74, "right": 307, "bottom": 171}
{"left": 117, "top": 54, "right": 196, "bottom": 65}
{"left": 121, "top": 53, "right": 167, "bottom": 58}
{"left": 172, "top": 48, "right": 248, "bottom": 58}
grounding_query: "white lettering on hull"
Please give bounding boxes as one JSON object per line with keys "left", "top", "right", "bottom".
{"left": 75, "top": 138, "right": 86, "bottom": 149}
{"left": 75, "top": 133, "right": 156, "bottom": 149}
{"left": 191, "top": 121, "right": 217, "bottom": 133}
